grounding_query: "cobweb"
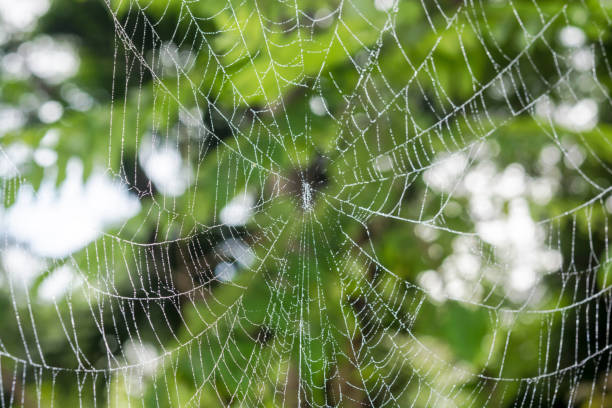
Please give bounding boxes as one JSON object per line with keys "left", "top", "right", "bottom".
{"left": 2, "top": 0, "right": 612, "bottom": 406}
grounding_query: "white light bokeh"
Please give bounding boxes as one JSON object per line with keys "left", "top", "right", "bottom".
{"left": 3, "top": 158, "right": 141, "bottom": 258}
{"left": 0, "top": 105, "right": 26, "bottom": 136}
{"left": 571, "top": 48, "right": 595, "bottom": 72}
{"left": 1, "top": 245, "right": 46, "bottom": 288}
{"left": 422, "top": 143, "right": 563, "bottom": 303}
{"left": 0, "top": 0, "right": 49, "bottom": 34}
{"left": 554, "top": 99, "right": 598, "bottom": 132}
{"left": 536, "top": 94, "right": 600, "bottom": 133}
{"left": 0, "top": 142, "right": 31, "bottom": 178}
{"left": 423, "top": 152, "right": 468, "bottom": 192}
{"left": 123, "top": 340, "right": 159, "bottom": 393}
{"left": 374, "top": 153, "right": 393, "bottom": 173}
{"left": 214, "top": 262, "right": 237, "bottom": 282}
{"left": 217, "top": 238, "right": 256, "bottom": 269}
{"left": 414, "top": 224, "right": 439, "bottom": 243}
{"left": 220, "top": 191, "right": 255, "bottom": 226}
{"left": 1, "top": 52, "right": 29, "bottom": 80}
{"left": 20, "top": 36, "right": 79, "bottom": 84}
{"left": 309, "top": 96, "right": 327, "bottom": 116}
{"left": 374, "top": 0, "right": 395, "bottom": 12}
{"left": 38, "top": 100, "right": 64, "bottom": 123}
{"left": 139, "top": 136, "right": 193, "bottom": 197}
{"left": 61, "top": 84, "right": 94, "bottom": 112}
{"left": 559, "top": 26, "right": 586, "bottom": 48}
{"left": 417, "top": 270, "right": 445, "bottom": 303}
{"left": 38, "top": 263, "right": 82, "bottom": 302}
{"left": 33, "top": 147, "right": 57, "bottom": 167}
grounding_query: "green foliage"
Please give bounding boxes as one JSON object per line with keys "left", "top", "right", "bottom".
{"left": 1, "top": 0, "right": 612, "bottom": 407}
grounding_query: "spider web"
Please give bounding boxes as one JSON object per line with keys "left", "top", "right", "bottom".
{"left": 2, "top": 0, "right": 612, "bottom": 406}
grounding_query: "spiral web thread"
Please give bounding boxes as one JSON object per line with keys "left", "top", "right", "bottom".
{"left": 3, "top": 0, "right": 612, "bottom": 407}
